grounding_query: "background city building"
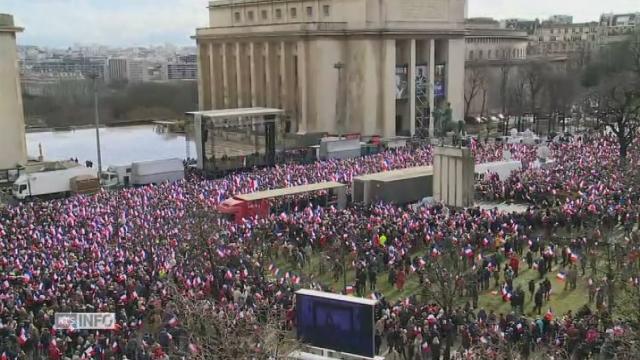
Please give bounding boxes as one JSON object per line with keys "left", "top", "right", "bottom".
{"left": 18, "top": 44, "right": 198, "bottom": 87}
{"left": 464, "top": 18, "right": 529, "bottom": 116}
{"left": 547, "top": 15, "right": 573, "bottom": 25}
{"left": 107, "top": 57, "right": 127, "bottom": 82}
{"left": 196, "top": 0, "right": 468, "bottom": 138}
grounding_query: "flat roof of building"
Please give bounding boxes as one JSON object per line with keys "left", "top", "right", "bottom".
{"left": 186, "top": 107, "right": 284, "bottom": 119}
{"left": 235, "top": 181, "right": 346, "bottom": 202}
{"left": 295, "top": 289, "right": 378, "bottom": 306}
{"left": 476, "top": 201, "right": 529, "bottom": 214}
{"left": 354, "top": 166, "right": 433, "bottom": 182}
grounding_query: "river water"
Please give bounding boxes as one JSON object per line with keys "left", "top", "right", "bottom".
{"left": 26, "top": 125, "right": 196, "bottom": 167}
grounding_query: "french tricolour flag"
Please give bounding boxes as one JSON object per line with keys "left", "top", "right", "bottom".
{"left": 464, "top": 247, "right": 473, "bottom": 257}
{"left": 18, "top": 328, "right": 28, "bottom": 346}
{"left": 556, "top": 272, "right": 566, "bottom": 281}
{"left": 501, "top": 286, "right": 512, "bottom": 301}
{"left": 225, "top": 270, "right": 233, "bottom": 280}
{"left": 168, "top": 316, "right": 178, "bottom": 327}
{"left": 570, "top": 252, "right": 578, "bottom": 262}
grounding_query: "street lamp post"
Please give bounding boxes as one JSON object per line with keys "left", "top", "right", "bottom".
{"left": 334, "top": 62, "right": 345, "bottom": 137}
{"left": 89, "top": 73, "right": 103, "bottom": 177}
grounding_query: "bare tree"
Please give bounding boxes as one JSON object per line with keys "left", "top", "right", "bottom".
{"left": 629, "top": 28, "right": 640, "bottom": 77}
{"left": 184, "top": 202, "right": 220, "bottom": 272}
{"left": 545, "top": 68, "right": 578, "bottom": 132}
{"left": 420, "top": 241, "right": 467, "bottom": 359}
{"left": 615, "top": 230, "right": 640, "bottom": 325}
{"left": 592, "top": 75, "right": 640, "bottom": 160}
{"left": 509, "top": 68, "right": 528, "bottom": 131}
{"left": 168, "top": 284, "right": 299, "bottom": 360}
{"left": 497, "top": 48, "right": 514, "bottom": 115}
{"left": 464, "top": 63, "right": 488, "bottom": 118}
{"left": 523, "top": 60, "right": 550, "bottom": 115}
{"left": 581, "top": 30, "right": 640, "bottom": 161}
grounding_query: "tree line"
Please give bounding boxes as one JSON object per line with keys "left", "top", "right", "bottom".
{"left": 22, "top": 80, "right": 198, "bottom": 128}
{"left": 464, "top": 29, "right": 640, "bottom": 160}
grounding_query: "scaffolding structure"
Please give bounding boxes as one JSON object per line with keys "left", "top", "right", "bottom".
{"left": 415, "top": 82, "right": 430, "bottom": 139}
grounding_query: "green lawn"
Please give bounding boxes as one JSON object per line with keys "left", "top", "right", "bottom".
{"left": 476, "top": 265, "right": 590, "bottom": 317}
{"left": 268, "top": 224, "right": 625, "bottom": 317}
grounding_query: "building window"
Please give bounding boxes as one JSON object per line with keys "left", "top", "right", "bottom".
{"left": 323, "top": 5, "right": 330, "bottom": 17}
{"left": 234, "top": 12, "right": 241, "bottom": 22}
{"left": 469, "top": 50, "right": 474, "bottom": 60}
{"left": 290, "top": 7, "right": 297, "bottom": 18}
{"left": 247, "top": 11, "right": 254, "bottom": 21}
{"left": 306, "top": 6, "right": 313, "bottom": 17}
{"left": 550, "top": 28, "right": 554, "bottom": 34}
{"left": 262, "top": 10, "right": 268, "bottom": 20}
{"left": 275, "top": 8, "right": 282, "bottom": 19}
{"left": 478, "top": 50, "right": 483, "bottom": 59}
{"left": 488, "top": 49, "right": 492, "bottom": 59}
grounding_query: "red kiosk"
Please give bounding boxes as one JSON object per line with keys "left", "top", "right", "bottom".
{"left": 217, "top": 181, "right": 347, "bottom": 224}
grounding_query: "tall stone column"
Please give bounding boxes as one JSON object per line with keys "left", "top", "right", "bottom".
{"left": 221, "top": 42, "right": 230, "bottom": 108}
{"left": 446, "top": 38, "right": 465, "bottom": 124}
{"left": 208, "top": 42, "right": 218, "bottom": 109}
{"left": 409, "top": 39, "right": 416, "bottom": 137}
{"left": 197, "top": 44, "right": 207, "bottom": 110}
{"left": 235, "top": 42, "right": 244, "bottom": 108}
{"left": 428, "top": 39, "right": 436, "bottom": 138}
{"left": 296, "top": 40, "right": 308, "bottom": 134}
{"left": 382, "top": 38, "right": 396, "bottom": 138}
{"left": 0, "top": 14, "right": 27, "bottom": 169}
{"left": 279, "top": 41, "right": 287, "bottom": 111}
{"left": 283, "top": 42, "right": 297, "bottom": 132}
{"left": 265, "top": 42, "right": 277, "bottom": 107}
{"left": 254, "top": 42, "right": 266, "bottom": 106}
{"left": 227, "top": 42, "right": 238, "bottom": 108}
{"left": 250, "top": 42, "right": 258, "bottom": 107}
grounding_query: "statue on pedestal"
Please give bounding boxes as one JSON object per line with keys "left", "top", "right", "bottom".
{"left": 433, "top": 108, "right": 443, "bottom": 137}
{"left": 434, "top": 102, "right": 453, "bottom": 138}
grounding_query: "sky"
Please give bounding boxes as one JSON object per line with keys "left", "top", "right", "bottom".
{"left": 2, "top": 0, "right": 639, "bottom": 48}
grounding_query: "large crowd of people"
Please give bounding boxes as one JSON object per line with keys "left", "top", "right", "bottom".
{"left": 0, "top": 134, "right": 639, "bottom": 359}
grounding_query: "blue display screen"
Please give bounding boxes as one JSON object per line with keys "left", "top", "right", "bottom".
{"left": 296, "top": 294, "right": 375, "bottom": 358}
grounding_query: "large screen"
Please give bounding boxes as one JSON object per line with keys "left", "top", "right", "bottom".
{"left": 296, "top": 291, "right": 375, "bottom": 358}
{"left": 395, "top": 65, "right": 408, "bottom": 100}
{"left": 434, "top": 64, "right": 446, "bottom": 98}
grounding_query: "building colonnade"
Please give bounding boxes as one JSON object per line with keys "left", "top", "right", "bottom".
{"left": 197, "top": 36, "right": 465, "bottom": 138}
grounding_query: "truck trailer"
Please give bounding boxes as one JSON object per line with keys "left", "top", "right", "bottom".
{"left": 12, "top": 165, "right": 97, "bottom": 199}
{"left": 101, "top": 158, "right": 184, "bottom": 188}
{"left": 353, "top": 166, "right": 434, "bottom": 205}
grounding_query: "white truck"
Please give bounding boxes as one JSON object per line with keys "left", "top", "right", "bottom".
{"left": 101, "top": 158, "right": 184, "bottom": 188}
{"left": 12, "top": 165, "right": 97, "bottom": 199}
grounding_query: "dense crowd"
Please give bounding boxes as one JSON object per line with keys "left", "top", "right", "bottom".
{"left": 0, "top": 136, "right": 639, "bottom": 359}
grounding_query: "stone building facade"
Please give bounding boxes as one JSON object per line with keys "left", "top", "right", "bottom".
{"left": 195, "top": 0, "right": 467, "bottom": 138}
{"left": 0, "top": 14, "right": 27, "bottom": 171}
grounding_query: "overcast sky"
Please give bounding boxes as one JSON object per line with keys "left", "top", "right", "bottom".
{"left": 2, "top": 0, "right": 639, "bottom": 47}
